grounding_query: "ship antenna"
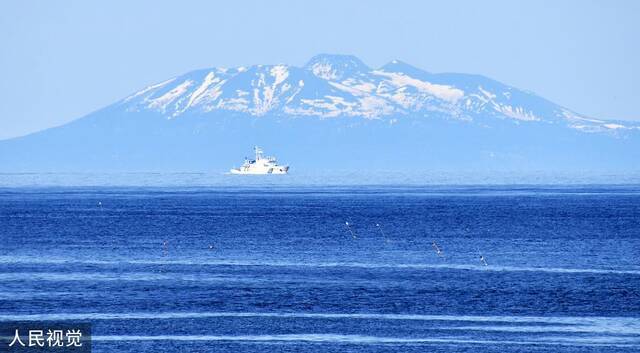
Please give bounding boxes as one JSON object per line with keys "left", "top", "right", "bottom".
{"left": 254, "top": 146, "right": 263, "bottom": 160}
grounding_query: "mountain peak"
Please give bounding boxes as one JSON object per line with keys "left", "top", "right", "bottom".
{"left": 304, "top": 54, "right": 370, "bottom": 81}
{"left": 2, "top": 54, "right": 638, "bottom": 172}
{"left": 380, "top": 59, "right": 430, "bottom": 76}
{"left": 116, "top": 53, "right": 637, "bottom": 135}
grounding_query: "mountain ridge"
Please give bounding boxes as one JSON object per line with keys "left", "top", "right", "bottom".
{"left": 114, "top": 53, "right": 636, "bottom": 133}
{"left": 1, "top": 54, "right": 638, "bottom": 173}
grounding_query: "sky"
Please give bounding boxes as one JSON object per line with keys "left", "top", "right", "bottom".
{"left": 0, "top": 0, "right": 638, "bottom": 140}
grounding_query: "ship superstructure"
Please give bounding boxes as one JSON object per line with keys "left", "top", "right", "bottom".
{"left": 230, "top": 146, "right": 289, "bottom": 175}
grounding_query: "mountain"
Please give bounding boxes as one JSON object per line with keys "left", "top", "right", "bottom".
{"left": 1, "top": 54, "right": 638, "bottom": 173}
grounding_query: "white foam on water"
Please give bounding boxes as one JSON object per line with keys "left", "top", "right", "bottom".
{"left": 453, "top": 324, "right": 640, "bottom": 335}
{"left": 0, "top": 272, "right": 183, "bottom": 282}
{"left": 2, "top": 257, "right": 638, "bottom": 276}
{"left": 90, "top": 333, "right": 639, "bottom": 347}
{"left": 2, "top": 312, "right": 638, "bottom": 335}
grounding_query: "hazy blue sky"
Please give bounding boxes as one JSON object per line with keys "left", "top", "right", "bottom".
{"left": 0, "top": 0, "right": 638, "bottom": 139}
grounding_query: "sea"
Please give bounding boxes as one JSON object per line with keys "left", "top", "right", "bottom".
{"left": 0, "top": 172, "right": 639, "bottom": 352}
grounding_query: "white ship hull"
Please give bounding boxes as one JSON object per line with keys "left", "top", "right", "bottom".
{"left": 229, "top": 166, "right": 289, "bottom": 175}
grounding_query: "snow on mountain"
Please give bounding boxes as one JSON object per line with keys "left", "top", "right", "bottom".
{"left": 2, "top": 54, "right": 638, "bottom": 173}
{"left": 305, "top": 54, "right": 371, "bottom": 81}
{"left": 121, "top": 54, "right": 635, "bottom": 133}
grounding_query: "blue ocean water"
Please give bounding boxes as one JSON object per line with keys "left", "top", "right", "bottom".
{"left": 1, "top": 184, "right": 639, "bottom": 352}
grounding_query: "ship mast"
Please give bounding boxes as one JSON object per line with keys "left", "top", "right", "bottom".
{"left": 254, "top": 146, "right": 264, "bottom": 161}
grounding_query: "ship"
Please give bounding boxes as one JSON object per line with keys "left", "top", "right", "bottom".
{"left": 229, "top": 146, "right": 290, "bottom": 175}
